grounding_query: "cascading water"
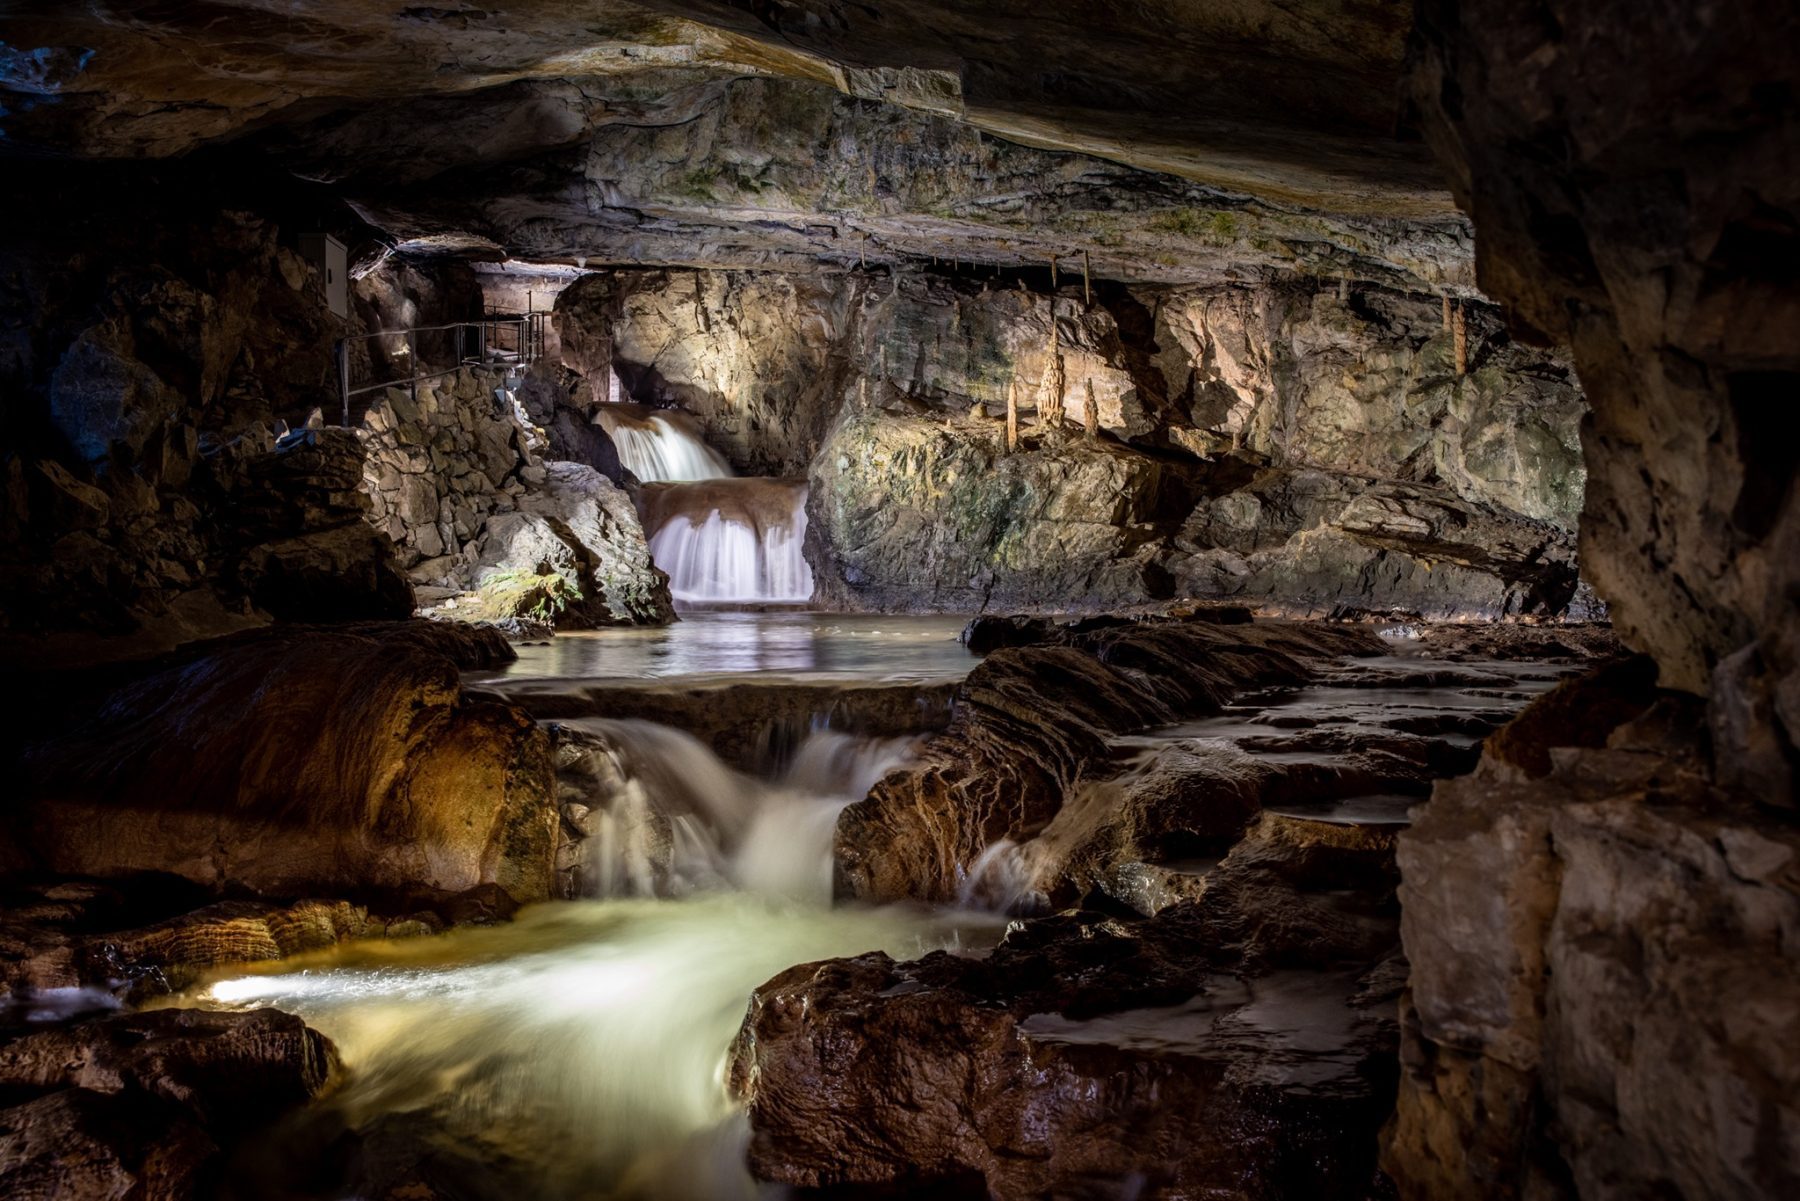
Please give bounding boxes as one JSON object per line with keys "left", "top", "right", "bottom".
{"left": 593, "top": 403, "right": 732, "bottom": 482}
{"left": 639, "top": 479, "right": 815, "bottom": 605}
{"left": 592, "top": 400, "right": 815, "bottom": 605}
{"left": 182, "top": 717, "right": 999, "bottom": 1201}
{"left": 559, "top": 720, "right": 915, "bottom": 903}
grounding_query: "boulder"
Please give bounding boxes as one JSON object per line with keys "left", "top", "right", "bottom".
{"left": 732, "top": 812, "right": 1407, "bottom": 1199}
{"left": 468, "top": 461, "right": 673, "bottom": 627}
{"left": 0, "top": 1008, "right": 335, "bottom": 1201}
{"left": 13, "top": 622, "right": 559, "bottom": 904}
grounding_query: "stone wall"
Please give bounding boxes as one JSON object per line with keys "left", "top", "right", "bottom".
{"left": 358, "top": 368, "right": 672, "bottom": 628}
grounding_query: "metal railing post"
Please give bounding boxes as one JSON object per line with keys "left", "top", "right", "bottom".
{"left": 332, "top": 314, "right": 549, "bottom": 426}
{"left": 337, "top": 339, "right": 350, "bottom": 426}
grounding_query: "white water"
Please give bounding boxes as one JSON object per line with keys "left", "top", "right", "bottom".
{"left": 642, "top": 480, "right": 815, "bottom": 605}
{"left": 594, "top": 404, "right": 732, "bottom": 482}
{"left": 184, "top": 722, "right": 996, "bottom": 1201}
{"left": 197, "top": 897, "right": 992, "bottom": 1200}
{"left": 564, "top": 721, "right": 916, "bottom": 904}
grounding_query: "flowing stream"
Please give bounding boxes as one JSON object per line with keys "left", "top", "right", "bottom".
{"left": 182, "top": 618, "right": 996, "bottom": 1201}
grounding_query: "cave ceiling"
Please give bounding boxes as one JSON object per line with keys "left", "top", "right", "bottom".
{"left": 0, "top": 1, "right": 1473, "bottom": 290}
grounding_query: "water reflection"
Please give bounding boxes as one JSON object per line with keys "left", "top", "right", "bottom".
{"left": 492, "top": 612, "right": 978, "bottom": 683}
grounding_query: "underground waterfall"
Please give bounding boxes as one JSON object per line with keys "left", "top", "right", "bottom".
{"left": 598, "top": 400, "right": 815, "bottom": 606}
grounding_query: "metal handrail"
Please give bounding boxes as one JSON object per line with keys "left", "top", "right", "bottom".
{"left": 332, "top": 312, "right": 548, "bottom": 425}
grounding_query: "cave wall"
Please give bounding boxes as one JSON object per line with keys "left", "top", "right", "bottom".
{"left": 556, "top": 266, "right": 1587, "bottom": 617}
{"left": 0, "top": 167, "right": 416, "bottom": 662}
{"left": 1382, "top": 4, "right": 1800, "bottom": 1199}
{"left": 557, "top": 269, "right": 869, "bottom": 476}
{"left": 358, "top": 367, "right": 672, "bottom": 627}
{"left": 0, "top": 164, "right": 675, "bottom": 660}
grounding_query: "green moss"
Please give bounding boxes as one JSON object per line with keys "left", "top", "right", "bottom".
{"left": 478, "top": 569, "right": 584, "bottom": 623}
{"left": 673, "top": 169, "right": 717, "bottom": 202}
{"left": 1148, "top": 207, "right": 1208, "bottom": 237}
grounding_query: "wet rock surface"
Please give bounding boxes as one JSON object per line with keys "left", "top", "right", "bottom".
{"left": 837, "top": 615, "right": 1399, "bottom": 903}
{"left": 0, "top": 872, "right": 518, "bottom": 1011}
{"left": 736, "top": 625, "right": 1611, "bottom": 1199}
{"left": 0, "top": 1007, "right": 335, "bottom": 1201}
{"left": 496, "top": 677, "right": 955, "bottom": 773}
{"left": 11, "top": 621, "right": 561, "bottom": 905}
{"left": 733, "top": 814, "right": 1408, "bottom": 1199}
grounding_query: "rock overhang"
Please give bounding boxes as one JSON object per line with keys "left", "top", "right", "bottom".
{"left": 0, "top": 0, "right": 1470, "bottom": 291}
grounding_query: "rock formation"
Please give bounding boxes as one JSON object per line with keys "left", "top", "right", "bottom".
{"left": 0, "top": 2, "right": 1794, "bottom": 1199}
{"left": 0, "top": 1008, "right": 335, "bottom": 1201}
{"left": 360, "top": 369, "right": 673, "bottom": 626}
{"left": 547, "top": 270, "right": 1587, "bottom": 617}
{"left": 835, "top": 614, "right": 1377, "bottom": 902}
{"left": 12, "top": 622, "right": 560, "bottom": 905}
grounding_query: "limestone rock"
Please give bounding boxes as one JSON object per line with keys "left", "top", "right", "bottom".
{"left": 15, "top": 622, "right": 559, "bottom": 904}
{"left": 835, "top": 616, "right": 1377, "bottom": 902}
{"left": 733, "top": 812, "right": 1408, "bottom": 1199}
{"left": 469, "top": 461, "right": 673, "bottom": 627}
{"left": 810, "top": 407, "right": 1197, "bottom": 613}
{"left": 1386, "top": 665, "right": 1800, "bottom": 1201}
{"left": 1409, "top": 0, "right": 1799, "bottom": 703}
{"left": 0, "top": 1008, "right": 335, "bottom": 1201}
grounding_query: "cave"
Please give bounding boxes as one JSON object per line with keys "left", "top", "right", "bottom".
{"left": 0, "top": 3, "right": 1794, "bottom": 1199}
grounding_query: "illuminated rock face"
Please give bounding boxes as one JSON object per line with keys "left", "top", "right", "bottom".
{"left": 553, "top": 270, "right": 1587, "bottom": 616}
{"left": 16, "top": 622, "right": 560, "bottom": 905}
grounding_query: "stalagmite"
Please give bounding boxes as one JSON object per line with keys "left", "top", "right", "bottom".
{"left": 1084, "top": 377, "right": 1099, "bottom": 435}
{"left": 1441, "top": 293, "right": 1452, "bottom": 332}
{"left": 1006, "top": 377, "right": 1019, "bottom": 452}
{"left": 1452, "top": 302, "right": 1468, "bottom": 375}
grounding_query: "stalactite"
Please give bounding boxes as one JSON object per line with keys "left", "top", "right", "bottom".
{"left": 1452, "top": 302, "right": 1468, "bottom": 375}
{"left": 1338, "top": 272, "right": 1349, "bottom": 301}
{"left": 1441, "top": 294, "right": 1452, "bottom": 332}
{"left": 1082, "top": 250, "right": 1092, "bottom": 307}
{"left": 1050, "top": 254, "right": 1058, "bottom": 290}
{"left": 860, "top": 233, "right": 868, "bottom": 269}
{"left": 1084, "top": 377, "right": 1099, "bottom": 435}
